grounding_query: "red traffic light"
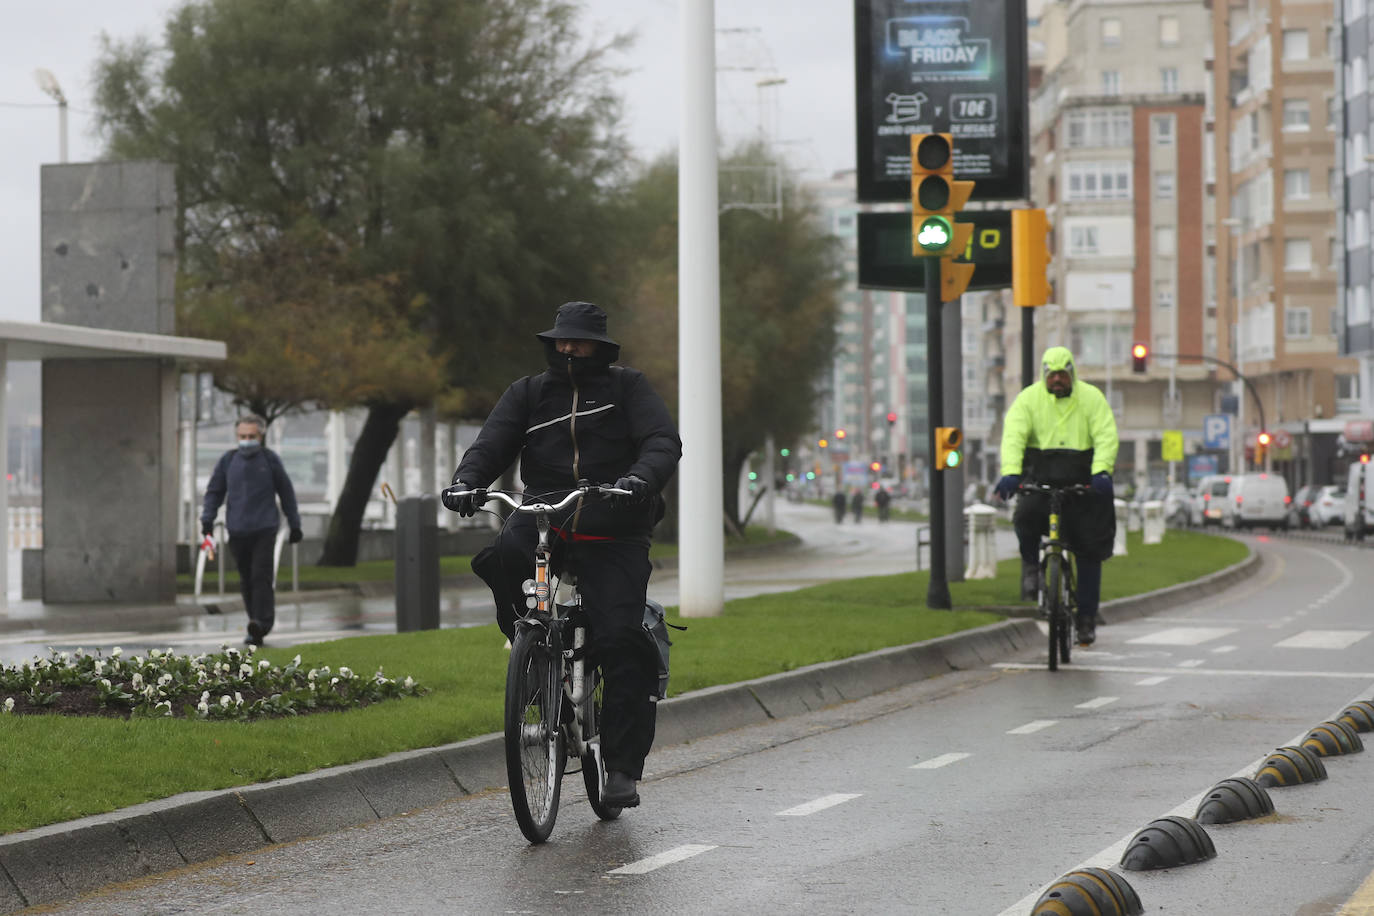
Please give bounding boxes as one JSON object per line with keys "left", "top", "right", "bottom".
{"left": 1362, "top": 454, "right": 1371, "bottom": 464}
{"left": 869, "top": 461, "right": 881, "bottom": 472}
{"left": 886, "top": 411, "right": 897, "bottom": 424}
{"left": 1257, "top": 431, "right": 1272, "bottom": 447}
{"left": 835, "top": 428, "right": 847, "bottom": 440}
{"left": 1132, "top": 343, "right": 1147, "bottom": 359}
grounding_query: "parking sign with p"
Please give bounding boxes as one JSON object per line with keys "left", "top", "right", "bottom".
{"left": 1203, "top": 414, "right": 1231, "bottom": 450}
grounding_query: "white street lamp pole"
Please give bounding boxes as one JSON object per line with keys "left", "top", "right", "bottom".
{"left": 33, "top": 68, "right": 68, "bottom": 163}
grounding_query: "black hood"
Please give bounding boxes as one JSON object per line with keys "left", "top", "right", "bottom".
{"left": 542, "top": 338, "right": 618, "bottom": 380}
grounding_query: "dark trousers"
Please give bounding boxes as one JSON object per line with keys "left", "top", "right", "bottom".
{"left": 1014, "top": 493, "right": 1111, "bottom": 624}
{"left": 472, "top": 521, "right": 660, "bottom": 779}
{"left": 229, "top": 528, "right": 277, "bottom": 636}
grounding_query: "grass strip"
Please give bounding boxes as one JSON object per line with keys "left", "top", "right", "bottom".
{"left": 1, "top": 528, "right": 1244, "bottom": 835}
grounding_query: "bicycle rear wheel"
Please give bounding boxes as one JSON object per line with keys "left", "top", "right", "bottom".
{"left": 1044, "top": 554, "right": 1064, "bottom": 671}
{"left": 505, "top": 626, "right": 566, "bottom": 843}
{"left": 581, "top": 666, "right": 623, "bottom": 821}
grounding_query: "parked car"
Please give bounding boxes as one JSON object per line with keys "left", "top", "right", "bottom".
{"left": 1162, "top": 485, "right": 1191, "bottom": 526}
{"left": 1190, "top": 475, "right": 1231, "bottom": 527}
{"left": 1310, "top": 485, "right": 1346, "bottom": 526}
{"left": 1222, "top": 473, "right": 1291, "bottom": 530}
{"left": 1344, "top": 461, "right": 1372, "bottom": 540}
{"left": 1288, "top": 484, "right": 1320, "bottom": 529}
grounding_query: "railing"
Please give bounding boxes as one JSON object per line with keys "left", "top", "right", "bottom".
{"left": 8, "top": 507, "right": 41, "bottom": 549}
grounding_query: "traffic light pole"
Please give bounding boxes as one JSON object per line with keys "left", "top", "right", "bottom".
{"left": 1021, "top": 308, "right": 1035, "bottom": 389}
{"left": 1152, "top": 352, "right": 1266, "bottom": 449}
{"left": 925, "top": 258, "right": 951, "bottom": 609}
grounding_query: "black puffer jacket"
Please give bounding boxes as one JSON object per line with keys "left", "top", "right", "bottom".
{"left": 453, "top": 342, "right": 681, "bottom": 538}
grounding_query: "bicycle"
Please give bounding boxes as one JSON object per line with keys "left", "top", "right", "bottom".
{"left": 441, "top": 481, "right": 631, "bottom": 844}
{"left": 1017, "top": 482, "right": 1092, "bottom": 671}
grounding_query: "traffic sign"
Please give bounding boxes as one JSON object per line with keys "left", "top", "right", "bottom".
{"left": 1162, "top": 430, "right": 1184, "bottom": 463}
{"left": 1273, "top": 429, "right": 1292, "bottom": 449}
{"left": 1203, "top": 414, "right": 1231, "bottom": 450}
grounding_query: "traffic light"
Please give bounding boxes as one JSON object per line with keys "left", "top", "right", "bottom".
{"left": 869, "top": 461, "right": 881, "bottom": 473}
{"left": 1012, "top": 208, "right": 1052, "bottom": 306}
{"left": 818, "top": 438, "right": 828, "bottom": 449}
{"left": 1131, "top": 343, "right": 1148, "bottom": 374}
{"left": 886, "top": 412, "right": 897, "bottom": 427}
{"left": 835, "top": 428, "right": 847, "bottom": 440}
{"left": 934, "top": 427, "right": 963, "bottom": 471}
{"left": 779, "top": 447, "right": 790, "bottom": 457}
{"left": 1255, "top": 431, "right": 1271, "bottom": 465}
{"left": 910, "top": 133, "right": 974, "bottom": 259}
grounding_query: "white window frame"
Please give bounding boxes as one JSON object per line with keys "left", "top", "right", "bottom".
{"left": 1065, "top": 108, "right": 1132, "bottom": 148}
{"left": 1283, "top": 168, "right": 1311, "bottom": 199}
{"left": 1070, "top": 226, "right": 1101, "bottom": 255}
{"left": 1282, "top": 29, "right": 1309, "bottom": 61}
{"left": 1155, "top": 171, "right": 1175, "bottom": 199}
{"left": 1153, "top": 115, "right": 1175, "bottom": 145}
{"left": 1102, "top": 70, "right": 1121, "bottom": 95}
{"left": 1101, "top": 17, "right": 1123, "bottom": 46}
{"left": 1065, "top": 161, "right": 1134, "bottom": 201}
{"left": 1282, "top": 98, "right": 1311, "bottom": 131}
{"left": 1155, "top": 226, "right": 1177, "bottom": 257}
{"left": 1161, "top": 68, "right": 1179, "bottom": 94}
{"left": 1284, "top": 237, "right": 1313, "bottom": 271}
{"left": 1285, "top": 307, "right": 1312, "bottom": 338}
{"left": 1160, "top": 15, "right": 1181, "bottom": 46}
{"left": 1156, "top": 282, "right": 1175, "bottom": 309}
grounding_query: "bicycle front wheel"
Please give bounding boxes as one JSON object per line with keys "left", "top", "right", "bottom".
{"left": 1044, "top": 554, "right": 1064, "bottom": 671}
{"left": 581, "top": 667, "right": 623, "bottom": 821}
{"left": 505, "top": 627, "right": 566, "bottom": 843}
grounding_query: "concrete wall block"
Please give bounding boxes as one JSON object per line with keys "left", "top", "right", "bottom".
{"left": 653, "top": 684, "right": 771, "bottom": 747}
{"left": 0, "top": 820, "right": 176, "bottom": 907}
{"left": 154, "top": 793, "right": 268, "bottom": 864}
{"left": 434, "top": 735, "right": 505, "bottom": 795}
{"left": 237, "top": 776, "right": 378, "bottom": 845}
{"left": 349, "top": 752, "right": 463, "bottom": 819}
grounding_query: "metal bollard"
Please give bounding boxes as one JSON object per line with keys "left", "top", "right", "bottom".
{"left": 963, "top": 504, "right": 998, "bottom": 579}
{"left": 1142, "top": 500, "right": 1165, "bottom": 545}
{"left": 395, "top": 496, "right": 440, "bottom": 632}
{"left": 1114, "top": 498, "right": 1129, "bottom": 557}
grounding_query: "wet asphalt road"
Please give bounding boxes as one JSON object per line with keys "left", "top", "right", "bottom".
{"left": 27, "top": 531, "right": 1374, "bottom": 914}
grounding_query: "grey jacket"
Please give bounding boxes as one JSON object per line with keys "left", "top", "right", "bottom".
{"left": 201, "top": 447, "right": 302, "bottom": 537}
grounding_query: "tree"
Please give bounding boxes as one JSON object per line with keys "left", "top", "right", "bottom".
{"left": 610, "top": 145, "right": 842, "bottom": 531}
{"left": 93, "top": 0, "right": 631, "bottom": 563}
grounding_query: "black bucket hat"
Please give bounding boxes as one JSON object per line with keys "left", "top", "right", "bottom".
{"left": 534, "top": 301, "right": 618, "bottom": 345}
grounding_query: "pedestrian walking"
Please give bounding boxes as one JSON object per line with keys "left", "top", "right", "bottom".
{"left": 832, "top": 489, "right": 847, "bottom": 523}
{"left": 201, "top": 415, "right": 302, "bottom": 647}
{"left": 874, "top": 486, "right": 892, "bottom": 522}
{"left": 851, "top": 487, "right": 864, "bottom": 523}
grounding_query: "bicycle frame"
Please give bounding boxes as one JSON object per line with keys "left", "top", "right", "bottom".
{"left": 1019, "top": 482, "right": 1090, "bottom": 670}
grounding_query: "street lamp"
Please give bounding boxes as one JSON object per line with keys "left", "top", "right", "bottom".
{"left": 33, "top": 68, "right": 68, "bottom": 163}
{"left": 1221, "top": 217, "right": 1246, "bottom": 471}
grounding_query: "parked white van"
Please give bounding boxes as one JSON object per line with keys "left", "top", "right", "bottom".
{"left": 1344, "top": 459, "right": 1373, "bottom": 541}
{"left": 1222, "top": 473, "right": 1291, "bottom": 529}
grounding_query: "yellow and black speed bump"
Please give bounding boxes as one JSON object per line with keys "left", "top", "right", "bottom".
{"left": 1301, "top": 720, "right": 1365, "bottom": 757}
{"left": 1120, "top": 816, "right": 1216, "bottom": 870}
{"left": 1031, "top": 866, "right": 1143, "bottom": 915}
{"left": 1194, "top": 776, "right": 1275, "bottom": 824}
{"left": 1337, "top": 701, "right": 1374, "bottom": 734}
{"left": 1255, "top": 745, "right": 1328, "bottom": 787}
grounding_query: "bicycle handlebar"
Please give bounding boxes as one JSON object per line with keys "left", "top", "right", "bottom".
{"left": 1017, "top": 482, "right": 1094, "bottom": 495}
{"left": 440, "top": 483, "right": 631, "bottom": 514}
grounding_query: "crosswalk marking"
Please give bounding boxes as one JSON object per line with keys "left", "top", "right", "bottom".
{"left": 609, "top": 844, "right": 717, "bottom": 875}
{"left": 1210, "top": 645, "right": 1238, "bottom": 654}
{"left": 1135, "top": 676, "right": 1170, "bottom": 686}
{"left": 911, "top": 753, "right": 971, "bottom": 769}
{"left": 1007, "top": 720, "right": 1058, "bottom": 735}
{"left": 1178, "top": 659, "right": 1206, "bottom": 668}
{"left": 777, "top": 793, "right": 862, "bottom": 817}
{"left": 1075, "top": 696, "right": 1118, "bottom": 709}
{"left": 1274, "top": 630, "right": 1371, "bottom": 650}
{"left": 1126, "top": 626, "right": 1237, "bottom": 646}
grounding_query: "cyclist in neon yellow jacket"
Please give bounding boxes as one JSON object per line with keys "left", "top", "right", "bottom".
{"left": 994, "top": 346, "right": 1119, "bottom": 646}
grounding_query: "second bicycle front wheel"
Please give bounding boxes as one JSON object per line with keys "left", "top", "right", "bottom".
{"left": 1045, "top": 554, "right": 1064, "bottom": 671}
{"left": 505, "top": 627, "right": 566, "bottom": 843}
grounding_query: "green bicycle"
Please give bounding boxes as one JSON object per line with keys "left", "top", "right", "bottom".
{"left": 1019, "top": 482, "right": 1092, "bottom": 672}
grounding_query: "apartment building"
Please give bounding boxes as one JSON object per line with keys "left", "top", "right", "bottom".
{"left": 1214, "top": 0, "right": 1357, "bottom": 483}
{"left": 1025, "top": 0, "right": 1218, "bottom": 487}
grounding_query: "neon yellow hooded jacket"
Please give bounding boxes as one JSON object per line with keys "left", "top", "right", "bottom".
{"left": 999, "top": 346, "right": 1119, "bottom": 477}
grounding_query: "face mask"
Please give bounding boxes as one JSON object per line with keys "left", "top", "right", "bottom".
{"left": 238, "top": 439, "right": 261, "bottom": 451}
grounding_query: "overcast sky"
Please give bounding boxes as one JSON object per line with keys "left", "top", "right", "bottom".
{"left": 0, "top": 0, "right": 856, "bottom": 324}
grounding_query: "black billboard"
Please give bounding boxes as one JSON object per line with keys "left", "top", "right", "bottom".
{"left": 857, "top": 210, "right": 1011, "bottom": 292}
{"left": 854, "top": 0, "right": 1029, "bottom": 203}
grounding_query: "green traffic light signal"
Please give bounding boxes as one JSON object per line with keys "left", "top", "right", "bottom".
{"left": 916, "top": 216, "right": 952, "bottom": 252}
{"left": 780, "top": 448, "right": 790, "bottom": 457}
{"left": 947, "top": 450, "right": 961, "bottom": 468}
{"left": 748, "top": 471, "right": 757, "bottom": 481}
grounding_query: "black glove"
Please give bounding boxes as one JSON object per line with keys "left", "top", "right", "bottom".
{"left": 289, "top": 528, "right": 303, "bottom": 544}
{"left": 442, "top": 483, "right": 484, "bottom": 517}
{"left": 611, "top": 475, "right": 651, "bottom": 506}
{"left": 202, "top": 522, "right": 214, "bottom": 538}
{"left": 993, "top": 475, "right": 1021, "bottom": 501}
{"left": 1091, "top": 472, "right": 1114, "bottom": 499}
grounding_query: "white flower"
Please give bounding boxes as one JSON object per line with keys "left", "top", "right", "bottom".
{"left": 220, "top": 695, "right": 232, "bottom": 708}
{"left": 158, "top": 674, "right": 173, "bottom": 687}
{"left": 197, "top": 671, "right": 208, "bottom": 685}
{"left": 100, "top": 679, "right": 112, "bottom": 691}
{"left": 143, "top": 686, "right": 157, "bottom": 699}
{"left": 111, "top": 647, "right": 123, "bottom": 657}
{"left": 75, "top": 648, "right": 86, "bottom": 657}
{"left": 234, "top": 692, "right": 243, "bottom": 707}
{"left": 155, "top": 701, "right": 172, "bottom": 716}
{"left": 338, "top": 667, "right": 352, "bottom": 679}
{"left": 330, "top": 677, "right": 339, "bottom": 686}
{"left": 3, "top": 698, "right": 12, "bottom": 713}
{"left": 196, "top": 699, "right": 209, "bottom": 716}
{"left": 149, "top": 649, "right": 162, "bottom": 659}
{"left": 239, "top": 663, "right": 252, "bottom": 678}
{"left": 93, "top": 660, "right": 104, "bottom": 676}
{"left": 258, "top": 660, "right": 271, "bottom": 670}
{"left": 291, "top": 654, "right": 301, "bottom": 668}
{"left": 403, "top": 676, "right": 415, "bottom": 690}
{"left": 58, "top": 652, "right": 70, "bottom": 663}
{"left": 307, "top": 669, "right": 318, "bottom": 681}
{"left": 200, "top": 691, "right": 210, "bottom": 703}
{"left": 131, "top": 673, "right": 143, "bottom": 690}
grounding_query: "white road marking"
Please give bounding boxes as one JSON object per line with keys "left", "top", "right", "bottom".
{"left": 1007, "top": 720, "right": 1058, "bottom": 735}
{"left": 1126, "top": 626, "right": 1237, "bottom": 646}
{"left": 1135, "top": 675, "right": 1170, "bottom": 686}
{"left": 1075, "top": 696, "right": 1118, "bottom": 709}
{"left": 910, "top": 753, "right": 971, "bottom": 769}
{"left": 776, "top": 793, "right": 862, "bottom": 817}
{"left": 994, "top": 662, "right": 1374, "bottom": 679}
{"left": 1274, "top": 630, "right": 1371, "bottom": 650}
{"left": 609, "top": 844, "right": 718, "bottom": 875}
{"left": 1177, "top": 659, "right": 1206, "bottom": 668}
{"left": 1210, "top": 645, "right": 1239, "bottom": 654}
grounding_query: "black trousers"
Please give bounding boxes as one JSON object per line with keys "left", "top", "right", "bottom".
{"left": 472, "top": 520, "right": 660, "bottom": 779}
{"left": 229, "top": 528, "right": 277, "bottom": 636}
{"left": 1013, "top": 490, "right": 1114, "bottom": 622}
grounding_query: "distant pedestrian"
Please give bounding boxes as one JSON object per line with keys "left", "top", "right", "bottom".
{"left": 851, "top": 488, "right": 864, "bottom": 523}
{"left": 831, "top": 490, "right": 847, "bottom": 523}
{"left": 201, "top": 415, "right": 302, "bottom": 647}
{"left": 874, "top": 486, "right": 892, "bottom": 522}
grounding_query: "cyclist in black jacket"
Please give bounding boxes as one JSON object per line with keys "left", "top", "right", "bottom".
{"left": 443, "top": 301, "right": 681, "bottom": 809}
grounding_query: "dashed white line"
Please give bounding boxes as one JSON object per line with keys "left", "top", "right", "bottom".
{"left": 911, "top": 753, "right": 971, "bottom": 770}
{"left": 609, "top": 844, "right": 717, "bottom": 875}
{"left": 1075, "top": 696, "right": 1118, "bottom": 709}
{"left": 1126, "top": 626, "right": 1237, "bottom": 646}
{"left": 1210, "top": 645, "right": 1238, "bottom": 654}
{"left": 1135, "top": 675, "right": 1170, "bottom": 686}
{"left": 1274, "top": 630, "right": 1371, "bottom": 650}
{"left": 993, "top": 662, "right": 1374, "bottom": 679}
{"left": 1178, "top": 659, "right": 1206, "bottom": 668}
{"left": 776, "top": 793, "right": 862, "bottom": 817}
{"left": 1006, "top": 720, "right": 1058, "bottom": 735}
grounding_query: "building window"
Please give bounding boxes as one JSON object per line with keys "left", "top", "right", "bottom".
{"left": 1101, "top": 70, "right": 1121, "bottom": 95}
{"left": 1065, "top": 108, "right": 1132, "bottom": 148}
{"left": 1284, "top": 237, "right": 1313, "bottom": 271}
{"left": 1284, "top": 169, "right": 1311, "bottom": 199}
{"left": 1282, "top": 29, "right": 1309, "bottom": 61}
{"left": 1329, "top": 97, "right": 1339, "bottom": 130}
{"left": 1101, "top": 18, "right": 1122, "bottom": 45}
{"left": 1156, "top": 282, "right": 1175, "bottom": 309}
{"left": 1161, "top": 68, "right": 1179, "bottom": 94}
{"left": 1153, "top": 115, "right": 1175, "bottom": 145}
{"left": 1155, "top": 171, "right": 1175, "bottom": 199}
{"left": 1070, "top": 226, "right": 1100, "bottom": 254}
{"left": 1155, "top": 227, "right": 1177, "bottom": 256}
{"left": 1285, "top": 307, "right": 1312, "bottom": 338}
{"left": 1329, "top": 168, "right": 1339, "bottom": 196}
{"left": 1065, "top": 161, "right": 1133, "bottom": 201}
{"left": 1282, "top": 98, "right": 1310, "bottom": 131}
{"left": 1160, "top": 16, "right": 1181, "bottom": 46}
{"left": 1337, "top": 373, "right": 1361, "bottom": 404}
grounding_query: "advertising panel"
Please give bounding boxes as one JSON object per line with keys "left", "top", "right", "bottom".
{"left": 854, "top": 0, "right": 1029, "bottom": 203}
